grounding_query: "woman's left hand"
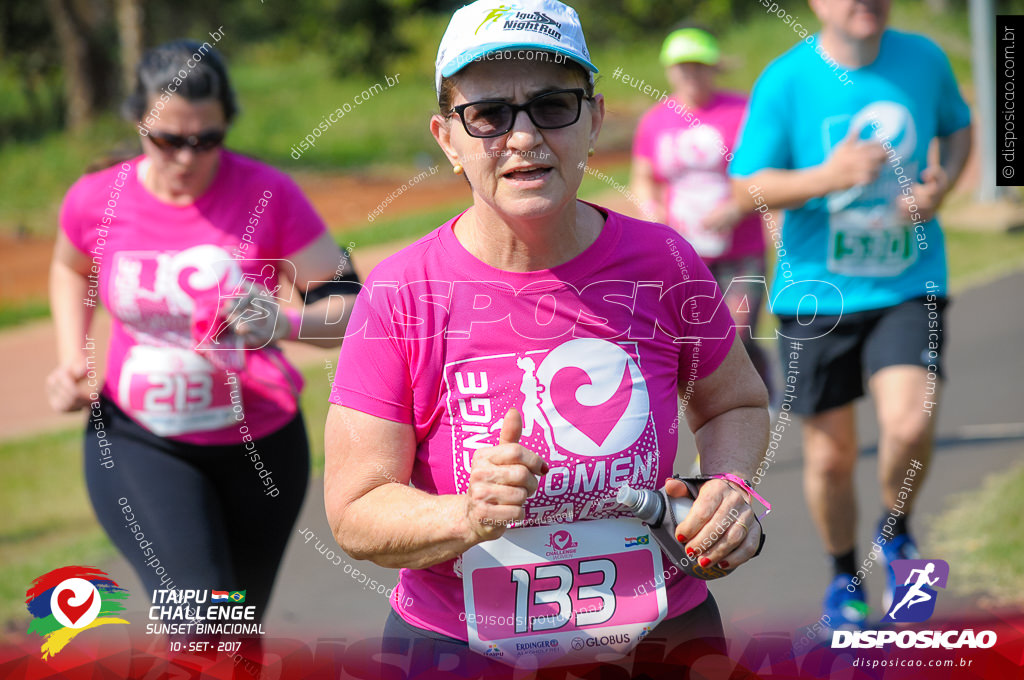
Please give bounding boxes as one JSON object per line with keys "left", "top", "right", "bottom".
{"left": 667, "top": 477, "right": 761, "bottom": 572}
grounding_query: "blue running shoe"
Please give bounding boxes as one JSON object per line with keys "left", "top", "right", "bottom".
{"left": 881, "top": 533, "right": 921, "bottom": 614}
{"left": 823, "top": 574, "right": 869, "bottom": 630}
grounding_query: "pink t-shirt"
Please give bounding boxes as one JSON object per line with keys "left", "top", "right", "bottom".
{"left": 60, "top": 151, "right": 325, "bottom": 445}
{"left": 633, "top": 92, "right": 764, "bottom": 262}
{"left": 330, "top": 204, "right": 737, "bottom": 640}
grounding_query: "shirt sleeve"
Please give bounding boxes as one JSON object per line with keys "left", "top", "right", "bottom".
{"left": 59, "top": 177, "right": 92, "bottom": 255}
{"left": 929, "top": 40, "right": 971, "bottom": 137}
{"left": 729, "top": 64, "right": 792, "bottom": 177}
{"left": 330, "top": 279, "right": 414, "bottom": 425}
{"left": 632, "top": 106, "right": 659, "bottom": 162}
{"left": 269, "top": 173, "right": 329, "bottom": 258}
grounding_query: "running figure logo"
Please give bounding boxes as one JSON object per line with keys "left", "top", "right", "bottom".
{"left": 491, "top": 356, "right": 565, "bottom": 461}
{"left": 475, "top": 5, "right": 514, "bottom": 34}
{"left": 882, "top": 559, "right": 949, "bottom": 623}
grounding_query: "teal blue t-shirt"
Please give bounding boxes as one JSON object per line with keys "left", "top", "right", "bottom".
{"left": 730, "top": 30, "right": 971, "bottom": 315}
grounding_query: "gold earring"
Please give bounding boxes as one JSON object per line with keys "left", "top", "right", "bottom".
{"left": 453, "top": 163, "right": 464, "bottom": 175}
{"left": 588, "top": 148, "right": 595, "bottom": 157}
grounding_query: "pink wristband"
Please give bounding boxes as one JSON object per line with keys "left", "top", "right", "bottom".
{"left": 710, "top": 473, "right": 772, "bottom": 519}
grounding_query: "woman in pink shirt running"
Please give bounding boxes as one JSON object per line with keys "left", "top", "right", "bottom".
{"left": 631, "top": 25, "right": 773, "bottom": 395}
{"left": 326, "top": 1, "right": 769, "bottom": 674}
{"left": 45, "top": 40, "right": 358, "bottom": 640}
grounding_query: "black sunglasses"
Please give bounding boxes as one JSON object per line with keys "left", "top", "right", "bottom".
{"left": 449, "top": 88, "right": 588, "bottom": 138}
{"left": 146, "top": 129, "right": 227, "bottom": 152}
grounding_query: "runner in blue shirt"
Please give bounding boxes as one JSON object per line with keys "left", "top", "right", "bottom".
{"left": 730, "top": 0, "right": 971, "bottom": 629}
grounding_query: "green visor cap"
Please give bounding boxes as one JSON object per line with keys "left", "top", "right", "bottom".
{"left": 660, "top": 28, "right": 720, "bottom": 67}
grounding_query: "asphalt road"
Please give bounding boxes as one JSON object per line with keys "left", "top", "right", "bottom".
{"left": 101, "top": 270, "right": 1024, "bottom": 654}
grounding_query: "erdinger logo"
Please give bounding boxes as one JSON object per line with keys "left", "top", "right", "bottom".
{"left": 545, "top": 529, "right": 578, "bottom": 557}
{"left": 25, "top": 567, "right": 129, "bottom": 659}
{"left": 883, "top": 559, "right": 947, "bottom": 623}
{"left": 515, "top": 639, "right": 560, "bottom": 655}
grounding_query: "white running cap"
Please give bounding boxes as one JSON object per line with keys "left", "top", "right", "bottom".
{"left": 435, "top": 0, "right": 599, "bottom": 99}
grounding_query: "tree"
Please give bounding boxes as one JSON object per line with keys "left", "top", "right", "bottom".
{"left": 43, "top": 0, "right": 117, "bottom": 130}
{"left": 113, "top": 0, "right": 143, "bottom": 93}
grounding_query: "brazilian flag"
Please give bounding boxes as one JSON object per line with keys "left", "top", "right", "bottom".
{"left": 229, "top": 591, "right": 246, "bottom": 603}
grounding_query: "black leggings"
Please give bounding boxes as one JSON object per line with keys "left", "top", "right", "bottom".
{"left": 380, "top": 593, "right": 727, "bottom": 679}
{"left": 84, "top": 394, "right": 309, "bottom": 624}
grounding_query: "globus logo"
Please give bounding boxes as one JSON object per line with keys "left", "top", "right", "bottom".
{"left": 571, "top": 633, "right": 632, "bottom": 649}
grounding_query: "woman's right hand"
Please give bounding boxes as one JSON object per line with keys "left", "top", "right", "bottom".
{"left": 464, "top": 408, "right": 549, "bottom": 542}
{"left": 46, "top": 360, "right": 91, "bottom": 412}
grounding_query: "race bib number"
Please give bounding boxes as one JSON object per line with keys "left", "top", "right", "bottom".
{"left": 117, "top": 346, "right": 239, "bottom": 436}
{"left": 461, "top": 518, "right": 666, "bottom": 667}
{"left": 827, "top": 206, "right": 917, "bottom": 277}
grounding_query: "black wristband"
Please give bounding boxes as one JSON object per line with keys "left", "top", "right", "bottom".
{"left": 673, "top": 474, "right": 766, "bottom": 557}
{"left": 301, "top": 271, "right": 362, "bottom": 303}
{"left": 753, "top": 513, "right": 766, "bottom": 557}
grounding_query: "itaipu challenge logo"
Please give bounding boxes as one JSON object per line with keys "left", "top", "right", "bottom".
{"left": 25, "top": 566, "right": 129, "bottom": 659}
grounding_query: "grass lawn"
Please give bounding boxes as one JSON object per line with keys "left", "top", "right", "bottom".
{"left": 0, "top": 429, "right": 112, "bottom": 629}
{"left": 927, "top": 462, "right": 1024, "bottom": 607}
{"left": 0, "top": 361, "right": 331, "bottom": 632}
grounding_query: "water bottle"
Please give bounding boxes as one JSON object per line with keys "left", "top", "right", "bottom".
{"left": 617, "top": 484, "right": 731, "bottom": 581}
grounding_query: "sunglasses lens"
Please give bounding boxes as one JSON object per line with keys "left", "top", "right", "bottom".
{"left": 145, "top": 130, "right": 225, "bottom": 151}
{"left": 461, "top": 103, "right": 513, "bottom": 138}
{"left": 457, "top": 90, "right": 583, "bottom": 138}
{"left": 529, "top": 91, "right": 581, "bottom": 128}
{"left": 194, "top": 131, "right": 226, "bottom": 151}
{"left": 150, "top": 134, "right": 185, "bottom": 151}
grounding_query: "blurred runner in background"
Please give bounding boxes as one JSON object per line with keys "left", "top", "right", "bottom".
{"left": 46, "top": 39, "right": 358, "bottom": 657}
{"left": 730, "top": 0, "right": 971, "bottom": 630}
{"left": 631, "top": 25, "right": 773, "bottom": 401}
